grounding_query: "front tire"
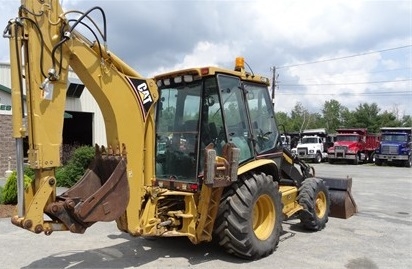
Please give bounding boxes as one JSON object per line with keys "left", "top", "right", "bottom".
{"left": 405, "top": 155, "right": 412, "bottom": 168}
{"left": 375, "top": 158, "right": 382, "bottom": 166}
{"left": 214, "top": 172, "right": 282, "bottom": 260}
{"left": 297, "top": 177, "right": 330, "bottom": 231}
{"left": 314, "top": 152, "right": 322, "bottom": 163}
{"left": 353, "top": 154, "right": 359, "bottom": 165}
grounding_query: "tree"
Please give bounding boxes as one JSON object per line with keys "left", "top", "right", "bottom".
{"left": 378, "top": 110, "right": 401, "bottom": 128}
{"left": 338, "top": 107, "right": 352, "bottom": 128}
{"left": 290, "top": 102, "right": 308, "bottom": 132}
{"left": 321, "top": 99, "right": 347, "bottom": 133}
{"left": 274, "top": 111, "right": 291, "bottom": 132}
{"left": 351, "top": 103, "right": 381, "bottom": 132}
{"left": 275, "top": 99, "right": 410, "bottom": 134}
{"left": 401, "top": 115, "right": 412, "bottom": 127}
{"left": 305, "top": 112, "right": 323, "bottom": 130}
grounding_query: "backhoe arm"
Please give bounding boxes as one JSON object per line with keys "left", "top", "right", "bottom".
{"left": 6, "top": 0, "right": 158, "bottom": 234}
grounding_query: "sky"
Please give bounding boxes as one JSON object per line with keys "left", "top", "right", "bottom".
{"left": 0, "top": 0, "right": 411, "bottom": 117}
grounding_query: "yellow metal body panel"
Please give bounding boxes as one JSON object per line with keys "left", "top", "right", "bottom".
{"left": 154, "top": 66, "right": 270, "bottom": 87}
{"left": 280, "top": 185, "right": 302, "bottom": 218}
{"left": 7, "top": 0, "right": 283, "bottom": 243}
{"left": 237, "top": 159, "right": 277, "bottom": 176}
{"left": 9, "top": 0, "right": 158, "bottom": 235}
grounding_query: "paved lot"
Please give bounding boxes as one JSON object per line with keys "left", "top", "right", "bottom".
{"left": 0, "top": 163, "right": 411, "bottom": 269}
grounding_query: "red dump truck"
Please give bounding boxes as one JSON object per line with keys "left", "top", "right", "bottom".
{"left": 327, "top": 128, "right": 380, "bottom": 165}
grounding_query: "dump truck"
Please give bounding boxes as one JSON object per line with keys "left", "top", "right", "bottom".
{"left": 291, "top": 128, "right": 333, "bottom": 163}
{"left": 327, "top": 128, "right": 380, "bottom": 165}
{"left": 375, "top": 127, "right": 412, "bottom": 167}
{"left": 4, "top": 0, "right": 356, "bottom": 260}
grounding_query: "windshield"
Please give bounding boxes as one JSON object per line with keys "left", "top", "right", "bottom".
{"left": 381, "top": 134, "right": 407, "bottom": 142}
{"left": 244, "top": 82, "right": 278, "bottom": 153}
{"left": 336, "top": 135, "right": 359, "bottom": 142}
{"left": 218, "top": 75, "right": 253, "bottom": 161}
{"left": 302, "top": 137, "right": 318, "bottom": 144}
{"left": 154, "top": 74, "right": 278, "bottom": 182}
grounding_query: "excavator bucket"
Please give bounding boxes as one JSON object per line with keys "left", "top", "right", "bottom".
{"left": 321, "top": 177, "right": 358, "bottom": 219}
{"left": 280, "top": 147, "right": 357, "bottom": 219}
{"left": 45, "top": 146, "right": 130, "bottom": 233}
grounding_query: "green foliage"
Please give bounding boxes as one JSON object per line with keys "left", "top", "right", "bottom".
{"left": 0, "top": 186, "right": 4, "bottom": 204}
{"left": 56, "top": 146, "right": 95, "bottom": 187}
{"left": 322, "top": 99, "right": 347, "bottom": 132}
{"left": 1, "top": 171, "right": 32, "bottom": 205}
{"left": 276, "top": 99, "right": 411, "bottom": 134}
{"left": 23, "top": 165, "right": 35, "bottom": 180}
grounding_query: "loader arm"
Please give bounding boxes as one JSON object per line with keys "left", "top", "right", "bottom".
{"left": 6, "top": 0, "right": 158, "bottom": 234}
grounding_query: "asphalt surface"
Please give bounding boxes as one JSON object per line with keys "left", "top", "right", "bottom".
{"left": 0, "top": 163, "right": 411, "bottom": 269}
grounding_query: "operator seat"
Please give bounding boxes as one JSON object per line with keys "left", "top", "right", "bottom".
{"left": 183, "top": 120, "right": 199, "bottom": 151}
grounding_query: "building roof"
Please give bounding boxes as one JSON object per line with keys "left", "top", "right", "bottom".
{"left": 0, "top": 84, "right": 11, "bottom": 94}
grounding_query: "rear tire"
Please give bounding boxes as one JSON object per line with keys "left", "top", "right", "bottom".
{"left": 297, "top": 177, "right": 330, "bottom": 231}
{"left": 368, "top": 152, "right": 376, "bottom": 163}
{"left": 214, "top": 172, "right": 282, "bottom": 260}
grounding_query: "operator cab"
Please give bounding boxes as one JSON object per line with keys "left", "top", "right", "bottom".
{"left": 154, "top": 69, "right": 280, "bottom": 191}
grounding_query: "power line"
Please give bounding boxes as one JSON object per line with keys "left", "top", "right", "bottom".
{"left": 279, "top": 66, "right": 412, "bottom": 84}
{"left": 280, "top": 78, "right": 412, "bottom": 87}
{"left": 277, "top": 45, "right": 412, "bottom": 69}
{"left": 277, "top": 91, "right": 411, "bottom": 96}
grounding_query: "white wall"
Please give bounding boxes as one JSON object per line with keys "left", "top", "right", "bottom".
{"left": 0, "top": 62, "right": 107, "bottom": 144}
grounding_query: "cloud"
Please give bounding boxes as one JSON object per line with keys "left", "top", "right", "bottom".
{"left": 149, "top": 40, "right": 244, "bottom": 76}
{"left": 0, "top": 0, "right": 410, "bottom": 116}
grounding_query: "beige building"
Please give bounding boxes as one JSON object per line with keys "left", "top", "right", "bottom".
{"left": 0, "top": 62, "right": 106, "bottom": 177}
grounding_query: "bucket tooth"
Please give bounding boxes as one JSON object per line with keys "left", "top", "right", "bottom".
{"left": 122, "top": 143, "right": 127, "bottom": 156}
{"left": 115, "top": 145, "right": 120, "bottom": 155}
{"left": 99, "top": 145, "right": 107, "bottom": 155}
{"left": 44, "top": 153, "right": 129, "bottom": 232}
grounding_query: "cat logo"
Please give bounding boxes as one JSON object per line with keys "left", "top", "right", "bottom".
{"left": 126, "top": 77, "right": 154, "bottom": 120}
{"left": 137, "top": 82, "right": 152, "bottom": 105}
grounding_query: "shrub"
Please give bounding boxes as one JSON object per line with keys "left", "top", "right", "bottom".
{"left": 1, "top": 171, "right": 32, "bottom": 205}
{"left": 0, "top": 186, "right": 4, "bottom": 204}
{"left": 61, "top": 143, "right": 80, "bottom": 165}
{"left": 23, "top": 165, "right": 35, "bottom": 180}
{"left": 56, "top": 145, "right": 95, "bottom": 187}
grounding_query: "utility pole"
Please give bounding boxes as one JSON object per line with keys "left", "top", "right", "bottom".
{"left": 270, "top": 66, "right": 278, "bottom": 109}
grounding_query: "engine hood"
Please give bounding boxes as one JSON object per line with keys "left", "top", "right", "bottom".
{"left": 334, "top": 141, "right": 357, "bottom": 148}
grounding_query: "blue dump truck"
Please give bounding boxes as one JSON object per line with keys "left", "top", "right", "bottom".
{"left": 375, "top": 127, "right": 412, "bottom": 168}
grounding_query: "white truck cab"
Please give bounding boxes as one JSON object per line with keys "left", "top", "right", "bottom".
{"left": 292, "top": 128, "right": 329, "bottom": 163}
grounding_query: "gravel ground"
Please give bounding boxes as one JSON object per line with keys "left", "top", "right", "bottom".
{"left": 0, "top": 163, "right": 411, "bottom": 269}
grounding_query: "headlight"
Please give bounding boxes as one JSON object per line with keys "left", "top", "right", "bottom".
{"left": 400, "top": 146, "right": 409, "bottom": 154}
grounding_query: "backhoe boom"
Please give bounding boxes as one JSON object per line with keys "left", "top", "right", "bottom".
{"left": 6, "top": 0, "right": 158, "bottom": 234}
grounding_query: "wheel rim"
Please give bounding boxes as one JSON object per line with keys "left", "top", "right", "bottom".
{"left": 253, "top": 194, "right": 275, "bottom": 240}
{"left": 315, "top": 191, "right": 327, "bottom": 219}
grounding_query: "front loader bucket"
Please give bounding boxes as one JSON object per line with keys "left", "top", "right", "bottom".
{"left": 321, "top": 177, "right": 358, "bottom": 219}
{"left": 45, "top": 149, "right": 130, "bottom": 233}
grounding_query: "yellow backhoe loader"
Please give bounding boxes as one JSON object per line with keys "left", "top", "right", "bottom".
{"left": 4, "top": 0, "right": 357, "bottom": 260}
